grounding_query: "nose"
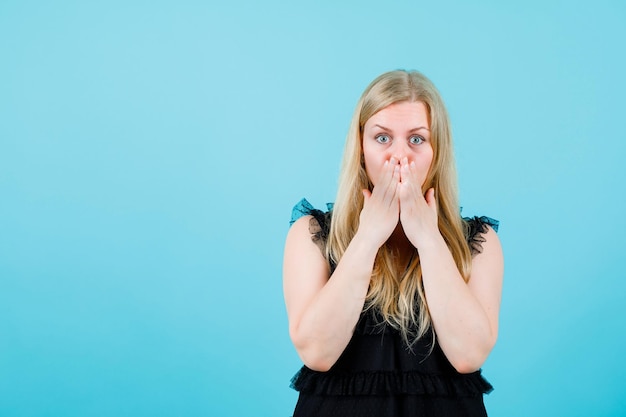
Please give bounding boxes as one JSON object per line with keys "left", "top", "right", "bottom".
{"left": 390, "top": 140, "right": 411, "bottom": 163}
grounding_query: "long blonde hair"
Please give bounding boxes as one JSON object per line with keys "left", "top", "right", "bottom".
{"left": 327, "top": 70, "right": 472, "bottom": 347}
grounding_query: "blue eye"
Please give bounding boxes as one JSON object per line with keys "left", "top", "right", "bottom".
{"left": 375, "top": 134, "right": 390, "bottom": 144}
{"left": 409, "top": 135, "right": 425, "bottom": 145}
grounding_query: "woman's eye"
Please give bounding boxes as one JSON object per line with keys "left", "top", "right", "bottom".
{"left": 375, "top": 135, "right": 390, "bottom": 144}
{"left": 409, "top": 135, "right": 425, "bottom": 145}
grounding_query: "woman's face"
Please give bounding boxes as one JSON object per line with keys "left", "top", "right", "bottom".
{"left": 362, "top": 101, "right": 434, "bottom": 188}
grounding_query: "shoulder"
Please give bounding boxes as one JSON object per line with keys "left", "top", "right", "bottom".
{"left": 461, "top": 215, "right": 503, "bottom": 285}
{"left": 289, "top": 198, "right": 333, "bottom": 251}
{"left": 283, "top": 216, "right": 332, "bottom": 308}
{"left": 285, "top": 214, "right": 329, "bottom": 268}
{"left": 286, "top": 214, "right": 318, "bottom": 245}
{"left": 466, "top": 218, "right": 503, "bottom": 284}
{"left": 473, "top": 225, "right": 502, "bottom": 262}
{"left": 462, "top": 216, "right": 500, "bottom": 257}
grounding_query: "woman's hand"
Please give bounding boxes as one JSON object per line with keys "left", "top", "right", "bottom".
{"left": 358, "top": 157, "right": 401, "bottom": 249}
{"left": 398, "top": 157, "right": 440, "bottom": 248}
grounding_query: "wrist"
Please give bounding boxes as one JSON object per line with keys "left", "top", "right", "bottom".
{"left": 351, "top": 230, "right": 384, "bottom": 259}
{"left": 413, "top": 229, "right": 446, "bottom": 253}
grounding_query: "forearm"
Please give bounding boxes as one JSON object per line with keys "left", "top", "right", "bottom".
{"left": 291, "top": 232, "right": 377, "bottom": 371}
{"left": 419, "top": 234, "right": 496, "bottom": 373}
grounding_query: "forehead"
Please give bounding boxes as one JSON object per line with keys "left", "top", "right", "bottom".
{"left": 364, "top": 101, "right": 430, "bottom": 130}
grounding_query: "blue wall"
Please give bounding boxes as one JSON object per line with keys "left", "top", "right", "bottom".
{"left": 1, "top": 1, "right": 625, "bottom": 415}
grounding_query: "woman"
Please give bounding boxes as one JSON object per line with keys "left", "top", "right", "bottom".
{"left": 283, "top": 70, "right": 504, "bottom": 416}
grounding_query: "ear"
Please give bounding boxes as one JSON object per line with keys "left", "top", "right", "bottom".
{"left": 425, "top": 188, "right": 437, "bottom": 210}
{"left": 362, "top": 188, "right": 372, "bottom": 202}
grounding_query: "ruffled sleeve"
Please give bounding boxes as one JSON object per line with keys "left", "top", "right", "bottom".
{"left": 463, "top": 215, "right": 499, "bottom": 256}
{"left": 290, "top": 198, "right": 333, "bottom": 226}
{"left": 289, "top": 198, "right": 334, "bottom": 266}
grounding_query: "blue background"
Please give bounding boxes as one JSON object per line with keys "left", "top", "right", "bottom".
{"left": 1, "top": 1, "right": 625, "bottom": 416}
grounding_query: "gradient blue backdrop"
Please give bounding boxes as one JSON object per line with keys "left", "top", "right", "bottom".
{"left": 1, "top": 1, "right": 625, "bottom": 416}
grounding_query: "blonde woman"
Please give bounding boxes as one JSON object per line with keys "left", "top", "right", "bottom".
{"left": 283, "top": 70, "right": 504, "bottom": 416}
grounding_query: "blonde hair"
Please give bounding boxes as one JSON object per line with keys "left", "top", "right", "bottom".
{"left": 327, "top": 70, "right": 472, "bottom": 348}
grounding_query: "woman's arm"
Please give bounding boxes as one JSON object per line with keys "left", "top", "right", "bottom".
{"left": 283, "top": 159, "right": 402, "bottom": 371}
{"left": 418, "top": 226, "right": 503, "bottom": 373}
{"left": 398, "top": 159, "right": 504, "bottom": 373}
{"left": 283, "top": 217, "right": 378, "bottom": 371}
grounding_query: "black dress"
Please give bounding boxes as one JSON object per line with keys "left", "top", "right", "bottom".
{"left": 289, "top": 199, "right": 500, "bottom": 417}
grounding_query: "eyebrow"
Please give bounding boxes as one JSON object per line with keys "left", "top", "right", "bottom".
{"left": 373, "top": 124, "right": 431, "bottom": 132}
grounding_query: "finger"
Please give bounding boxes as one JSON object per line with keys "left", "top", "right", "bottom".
{"left": 399, "top": 157, "right": 408, "bottom": 182}
{"left": 380, "top": 161, "right": 400, "bottom": 204}
{"left": 382, "top": 157, "right": 400, "bottom": 190}
{"left": 400, "top": 161, "right": 421, "bottom": 201}
{"left": 399, "top": 159, "right": 408, "bottom": 183}
{"left": 408, "top": 161, "right": 426, "bottom": 198}
{"left": 371, "top": 158, "right": 394, "bottom": 198}
{"left": 406, "top": 160, "right": 417, "bottom": 182}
